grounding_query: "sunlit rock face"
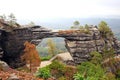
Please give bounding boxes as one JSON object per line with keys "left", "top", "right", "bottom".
{"left": 0, "top": 20, "right": 120, "bottom": 68}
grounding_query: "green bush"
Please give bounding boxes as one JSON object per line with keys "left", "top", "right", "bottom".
{"left": 77, "top": 62, "right": 105, "bottom": 79}
{"left": 86, "top": 77, "right": 98, "bottom": 80}
{"left": 73, "top": 73, "right": 84, "bottom": 80}
{"left": 58, "top": 76, "right": 66, "bottom": 80}
{"left": 41, "top": 56, "right": 52, "bottom": 61}
{"left": 36, "top": 67, "right": 51, "bottom": 79}
{"left": 48, "top": 61, "right": 66, "bottom": 78}
{"left": 49, "top": 61, "right": 65, "bottom": 72}
{"left": 65, "top": 66, "right": 77, "bottom": 80}
{"left": 90, "top": 51, "right": 102, "bottom": 65}
{"left": 104, "top": 72, "right": 116, "bottom": 80}
{"left": 98, "top": 21, "right": 113, "bottom": 38}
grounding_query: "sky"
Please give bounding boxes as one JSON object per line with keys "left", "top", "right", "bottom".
{"left": 0, "top": 0, "right": 120, "bottom": 23}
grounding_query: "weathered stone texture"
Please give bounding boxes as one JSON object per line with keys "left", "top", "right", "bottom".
{"left": 65, "top": 27, "right": 120, "bottom": 64}
{"left": 0, "top": 20, "right": 120, "bottom": 68}
{"left": 0, "top": 26, "right": 52, "bottom": 68}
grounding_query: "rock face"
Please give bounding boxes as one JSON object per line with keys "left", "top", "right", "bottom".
{"left": 64, "top": 27, "right": 120, "bottom": 64}
{"left": 0, "top": 20, "right": 120, "bottom": 68}
{"left": 0, "top": 26, "right": 52, "bottom": 68}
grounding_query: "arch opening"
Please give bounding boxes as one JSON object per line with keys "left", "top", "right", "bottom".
{"left": 36, "top": 37, "right": 68, "bottom": 58}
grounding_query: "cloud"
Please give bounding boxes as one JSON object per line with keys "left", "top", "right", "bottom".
{"left": 0, "top": 0, "right": 120, "bottom": 21}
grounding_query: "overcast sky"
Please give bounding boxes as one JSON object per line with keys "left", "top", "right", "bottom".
{"left": 0, "top": 0, "right": 120, "bottom": 23}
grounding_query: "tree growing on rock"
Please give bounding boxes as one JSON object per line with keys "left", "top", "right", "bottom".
{"left": 21, "top": 41, "right": 41, "bottom": 73}
{"left": 8, "top": 13, "right": 17, "bottom": 27}
{"left": 71, "top": 21, "right": 80, "bottom": 29}
{"left": 98, "top": 21, "right": 113, "bottom": 38}
{"left": 0, "top": 13, "right": 20, "bottom": 30}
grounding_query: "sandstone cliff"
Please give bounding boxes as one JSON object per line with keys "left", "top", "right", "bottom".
{"left": 63, "top": 26, "right": 120, "bottom": 64}
{"left": 0, "top": 20, "right": 120, "bottom": 68}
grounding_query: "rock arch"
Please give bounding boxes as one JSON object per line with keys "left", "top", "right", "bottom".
{"left": 0, "top": 25, "right": 120, "bottom": 68}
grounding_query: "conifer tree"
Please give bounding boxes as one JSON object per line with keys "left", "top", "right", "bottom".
{"left": 21, "top": 41, "right": 41, "bottom": 72}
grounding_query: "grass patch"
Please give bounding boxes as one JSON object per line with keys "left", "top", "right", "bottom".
{"left": 41, "top": 56, "right": 52, "bottom": 61}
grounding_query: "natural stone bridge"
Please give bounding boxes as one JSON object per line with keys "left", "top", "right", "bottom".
{"left": 0, "top": 21, "right": 120, "bottom": 68}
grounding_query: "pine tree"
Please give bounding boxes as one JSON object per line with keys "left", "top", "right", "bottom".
{"left": 21, "top": 41, "right": 41, "bottom": 73}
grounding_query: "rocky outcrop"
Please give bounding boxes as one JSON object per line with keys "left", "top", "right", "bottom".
{"left": 0, "top": 20, "right": 120, "bottom": 68}
{"left": 0, "top": 26, "right": 52, "bottom": 68}
{"left": 63, "top": 26, "right": 120, "bottom": 64}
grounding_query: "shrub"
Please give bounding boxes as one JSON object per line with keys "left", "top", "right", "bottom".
{"left": 36, "top": 67, "right": 51, "bottom": 79}
{"left": 58, "top": 76, "right": 66, "bottom": 80}
{"left": 65, "top": 66, "right": 77, "bottom": 80}
{"left": 41, "top": 56, "right": 52, "bottom": 61}
{"left": 77, "top": 62, "right": 105, "bottom": 79}
{"left": 104, "top": 72, "right": 116, "bottom": 80}
{"left": 85, "top": 77, "right": 98, "bottom": 80}
{"left": 73, "top": 73, "right": 84, "bottom": 80}
{"left": 49, "top": 61, "right": 65, "bottom": 72}
{"left": 48, "top": 61, "right": 66, "bottom": 78}
{"left": 90, "top": 51, "right": 102, "bottom": 65}
{"left": 98, "top": 21, "right": 113, "bottom": 38}
{"left": 116, "top": 69, "right": 120, "bottom": 78}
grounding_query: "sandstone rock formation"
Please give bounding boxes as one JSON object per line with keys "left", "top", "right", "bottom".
{"left": 64, "top": 26, "right": 120, "bottom": 64}
{"left": 0, "top": 20, "right": 120, "bottom": 68}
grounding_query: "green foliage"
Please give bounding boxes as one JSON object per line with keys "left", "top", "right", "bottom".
{"left": 41, "top": 56, "right": 52, "bottom": 61}
{"left": 58, "top": 76, "right": 66, "bottom": 80}
{"left": 65, "top": 66, "right": 77, "bottom": 80}
{"left": 116, "top": 69, "right": 120, "bottom": 78}
{"left": 79, "top": 26, "right": 85, "bottom": 32}
{"left": 104, "top": 72, "right": 116, "bottom": 80}
{"left": 85, "top": 77, "right": 98, "bottom": 80}
{"left": 102, "top": 47, "right": 115, "bottom": 59}
{"left": 73, "top": 73, "right": 84, "bottom": 80}
{"left": 90, "top": 51, "right": 102, "bottom": 64}
{"left": 84, "top": 24, "right": 90, "bottom": 34}
{"left": 77, "top": 62, "right": 105, "bottom": 79}
{"left": 0, "top": 14, "right": 6, "bottom": 20}
{"left": 36, "top": 67, "right": 51, "bottom": 79}
{"left": 98, "top": 21, "right": 113, "bottom": 38}
{"left": 71, "top": 26, "right": 75, "bottom": 29}
{"left": 36, "top": 46, "right": 49, "bottom": 57}
{"left": 47, "top": 39, "right": 57, "bottom": 57}
{"left": 74, "top": 21, "right": 80, "bottom": 26}
{"left": 71, "top": 21, "right": 91, "bottom": 34}
{"left": 49, "top": 61, "right": 65, "bottom": 72}
{"left": 48, "top": 61, "right": 66, "bottom": 78}
{"left": 37, "top": 38, "right": 67, "bottom": 59}
{"left": 8, "top": 13, "right": 16, "bottom": 26}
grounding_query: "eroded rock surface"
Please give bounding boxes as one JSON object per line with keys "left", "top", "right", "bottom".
{"left": 0, "top": 20, "right": 120, "bottom": 68}
{"left": 64, "top": 27, "right": 120, "bottom": 64}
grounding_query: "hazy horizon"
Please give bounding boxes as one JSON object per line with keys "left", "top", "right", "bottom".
{"left": 0, "top": 0, "right": 120, "bottom": 32}
{"left": 0, "top": 0, "right": 120, "bottom": 24}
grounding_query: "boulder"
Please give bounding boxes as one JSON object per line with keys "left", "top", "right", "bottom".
{"left": 0, "top": 60, "right": 10, "bottom": 71}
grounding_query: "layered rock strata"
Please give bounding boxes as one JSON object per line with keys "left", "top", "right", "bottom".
{"left": 0, "top": 19, "right": 120, "bottom": 68}
{"left": 64, "top": 27, "right": 120, "bottom": 64}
